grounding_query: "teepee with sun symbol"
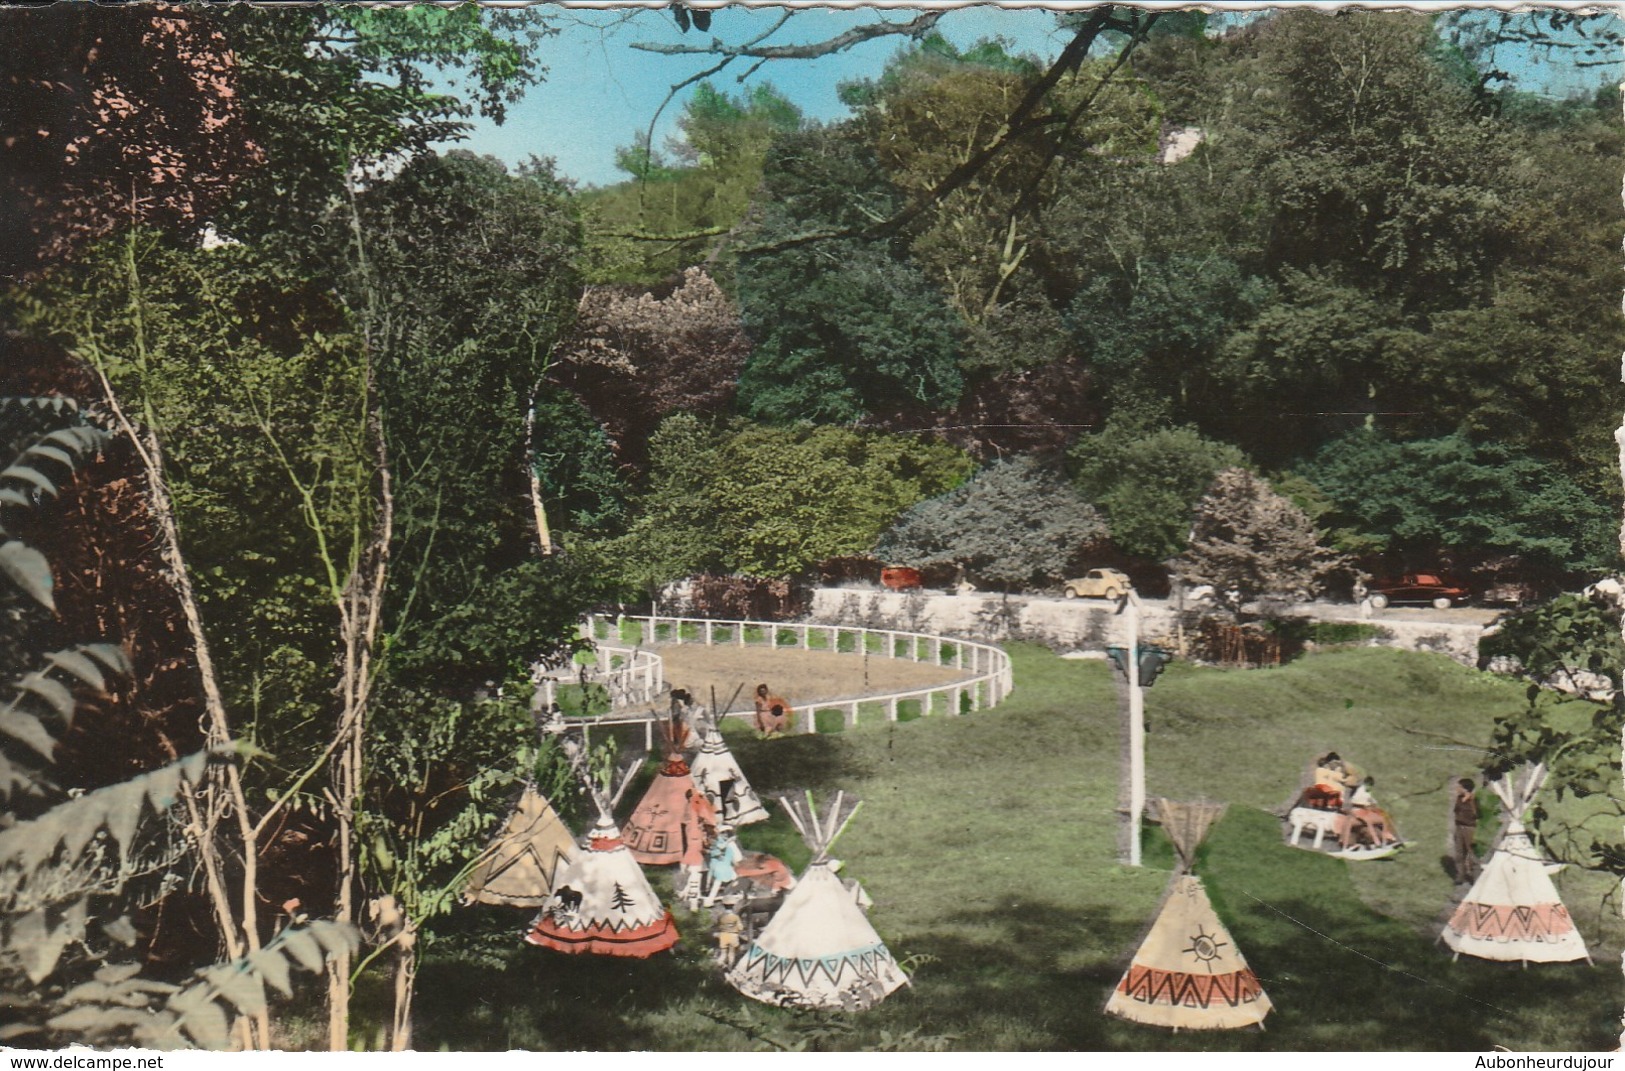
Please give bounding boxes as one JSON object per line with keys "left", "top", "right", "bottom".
{"left": 1104, "top": 799, "right": 1272, "bottom": 1030}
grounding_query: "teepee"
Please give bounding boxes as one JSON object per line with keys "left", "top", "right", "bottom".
{"left": 1441, "top": 765, "right": 1590, "bottom": 965}
{"left": 623, "top": 716, "right": 716, "bottom": 866}
{"left": 689, "top": 710, "right": 768, "bottom": 827}
{"left": 525, "top": 742, "right": 679, "bottom": 958}
{"left": 462, "top": 784, "right": 575, "bottom": 907}
{"left": 726, "top": 792, "right": 909, "bottom": 1012}
{"left": 1105, "top": 799, "right": 1272, "bottom": 1030}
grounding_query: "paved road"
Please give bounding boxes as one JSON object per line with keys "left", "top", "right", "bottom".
{"left": 997, "top": 591, "right": 1501, "bottom": 628}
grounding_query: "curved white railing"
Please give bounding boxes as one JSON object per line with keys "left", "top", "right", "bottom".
{"left": 534, "top": 643, "right": 665, "bottom": 716}
{"left": 558, "top": 613, "right": 1013, "bottom": 745}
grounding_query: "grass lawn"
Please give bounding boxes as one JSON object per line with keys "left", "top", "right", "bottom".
{"left": 404, "top": 645, "right": 1621, "bottom": 1051}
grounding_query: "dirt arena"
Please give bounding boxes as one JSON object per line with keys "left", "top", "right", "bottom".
{"left": 656, "top": 644, "right": 970, "bottom": 715}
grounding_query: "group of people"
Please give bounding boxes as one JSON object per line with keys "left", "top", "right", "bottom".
{"left": 1301, "top": 752, "right": 1402, "bottom": 850}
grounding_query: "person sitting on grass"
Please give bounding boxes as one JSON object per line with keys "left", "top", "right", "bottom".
{"left": 1346, "top": 777, "right": 1400, "bottom": 848}
{"left": 1305, "top": 752, "right": 1358, "bottom": 810}
{"left": 753, "top": 683, "right": 792, "bottom": 736}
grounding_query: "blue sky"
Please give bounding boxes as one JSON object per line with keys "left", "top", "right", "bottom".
{"left": 446, "top": 6, "right": 1622, "bottom": 189}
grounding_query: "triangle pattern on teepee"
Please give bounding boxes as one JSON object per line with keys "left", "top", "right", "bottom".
{"left": 1442, "top": 765, "right": 1589, "bottom": 965}
{"left": 726, "top": 792, "right": 908, "bottom": 1011}
{"left": 463, "top": 785, "right": 575, "bottom": 908}
{"left": 1105, "top": 799, "right": 1271, "bottom": 1031}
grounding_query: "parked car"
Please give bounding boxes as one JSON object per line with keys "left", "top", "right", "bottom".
{"left": 1061, "top": 568, "right": 1132, "bottom": 600}
{"left": 1366, "top": 573, "right": 1470, "bottom": 610}
{"left": 880, "top": 566, "right": 923, "bottom": 592}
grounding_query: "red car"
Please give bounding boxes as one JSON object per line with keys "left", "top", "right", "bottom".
{"left": 1367, "top": 573, "right": 1470, "bottom": 610}
{"left": 880, "top": 567, "right": 923, "bottom": 591}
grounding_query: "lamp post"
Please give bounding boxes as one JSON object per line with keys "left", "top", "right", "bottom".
{"left": 1120, "top": 591, "right": 1144, "bottom": 867}
{"left": 1106, "top": 590, "right": 1173, "bottom": 867}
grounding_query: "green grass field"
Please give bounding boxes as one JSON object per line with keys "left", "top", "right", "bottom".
{"left": 406, "top": 645, "right": 1622, "bottom": 1051}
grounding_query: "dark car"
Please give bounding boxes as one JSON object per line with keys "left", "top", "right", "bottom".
{"left": 1366, "top": 573, "right": 1470, "bottom": 610}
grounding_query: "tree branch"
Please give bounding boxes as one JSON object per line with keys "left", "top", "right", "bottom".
{"left": 733, "top": 9, "right": 1140, "bottom": 256}
{"left": 630, "top": 11, "right": 943, "bottom": 59}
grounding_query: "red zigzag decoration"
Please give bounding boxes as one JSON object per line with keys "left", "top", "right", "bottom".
{"left": 1116, "top": 966, "right": 1265, "bottom": 1009}
{"left": 1448, "top": 902, "right": 1575, "bottom": 942}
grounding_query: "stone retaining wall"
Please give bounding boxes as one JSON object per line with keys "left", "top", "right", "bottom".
{"left": 806, "top": 588, "right": 1486, "bottom": 666}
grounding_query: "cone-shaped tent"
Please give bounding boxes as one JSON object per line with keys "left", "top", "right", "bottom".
{"left": 623, "top": 719, "right": 716, "bottom": 866}
{"left": 1105, "top": 799, "right": 1272, "bottom": 1030}
{"left": 726, "top": 792, "right": 909, "bottom": 1011}
{"left": 1442, "top": 765, "right": 1590, "bottom": 965}
{"left": 689, "top": 713, "right": 768, "bottom": 827}
{"left": 462, "top": 785, "right": 575, "bottom": 907}
{"left": 525, "top": 744, "right": 678, "bottom": 958}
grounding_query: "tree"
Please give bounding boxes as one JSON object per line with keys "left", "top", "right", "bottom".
{"left": 0, "top": 381, "right": 357, "bottom": 1050}
{"left": 1068, "top": 416, "right": 1248, "bottom": 562}
{"left": 583, "top": 82, "right": 803, "bottom": 283}
{"left": 353, "top": 150, "right": 594, "bottom": 688}
{"left": 1231, "top": 12, "right": 1513, "bottom": 309}
{"left": 876, "top": 457, "right": 1107, "bottom": 589}
{"left": 608, "top": 417, "right": 971, "bottom": 589}
{"left": 1297, "top": 430, "right": 1617, "bottom": 574}
{"left": 1174, "top": 468, "right": 1340, "bottom": 615}
{"left": 734, "top": 126, "right": 964, "bottom": 425}
{"left": 0, "top": 5, "right": 256, "bottom": 281}
{"left": 1477, "top": 588, "right": 1624, "bottom": 874}
{"left": 208, "top": 6, "right": 554, "bottom": 258}
{"left": 555, "top": 266, "right": 752, "bottom": 462}
{"left": 1067, "top": 255, "right": 1272, "bottom": 416}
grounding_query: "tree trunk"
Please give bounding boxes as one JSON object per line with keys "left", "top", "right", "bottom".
{"left": 90, "top": 358, "right": 269, "bottom": 1049}
{"left": 525, "top": 386, "right": 554, "bottom": 555}
{"left": 389, "top": 922, "right": 420, "bottom": 1052}
{"left": 326, "top": 371, "right": 393, "bottom": 1052}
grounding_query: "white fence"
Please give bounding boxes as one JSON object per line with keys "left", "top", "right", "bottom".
{"left": 556, "top": 613, "right": 1014, "bottom": 746}
{"left": 534, "top": 643, "right": 665, "bottom": 721}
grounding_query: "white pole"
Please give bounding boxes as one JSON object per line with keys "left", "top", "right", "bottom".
{"left": 1127, "top": 591, "right": 1145, "bottom": 868}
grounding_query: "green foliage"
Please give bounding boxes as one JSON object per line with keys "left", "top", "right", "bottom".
{"left": 585, "top": 81, "right": 803, "bottom": 283}
{"left": 14, "top": 230, "right": 376, "bottom": 767}
{"left": 1066, "top": 254, "right": 1271, "bottom": 412}
{"left": 361, "top": 677, "right": 585, "bottom": 947}
{"left": 0, "top": 403, "right": 108, "bottom": 611}
{"left": 735, "top": 126, "right": 963, "bottom": 424}
{"left": 876, "top": 457, "right": 1107, "bottom": 588}
{"left": 42, "top": 922, "right": 359, "bottom": 1050}
{"left": 212, "top": 6, "right": 553, "bottom": 257}
{"left": 0, "top": 645, "right": 131, "bottom": 801}
{"left": 1068, "top": 417, "right": 1247, "bottom": 562}
{"left": 1306, "top": 621, "right": 1389, "bottom": 646}
{"left": 607, "top": 416, "right": 972, "bottom": 589}
{"left": 354, "top": 151, "right": 603, "bottom": 690}
{"left": 735, "top": 238, "right": 964, "bottom": 424}
{"left": 1480, "top": 591, "right": 1624, "bottom": 695}
{"left": 1297, "top": 430, "right": 1617, "bottom": 572}
{"left": 1240, "top": 13, "right": 1511, "bottom": 306}
{"left": 1477, "top": 591, "right": 1623, "bottom": 871}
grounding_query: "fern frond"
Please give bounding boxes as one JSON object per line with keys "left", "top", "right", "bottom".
{"left": 39, "top": 922, "right": 358, "bottom": 1050}
{"left": 157, "top": 922, "right": 359, "bottom": 1050}
{"left": 0, "top": 752, "right": 209, "bottom": 901}
{"left": 1, "top": 645, "right": 132, "bottom": 799}
{"left": 0, "top": 417, "right": 110, "bottom": 609}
